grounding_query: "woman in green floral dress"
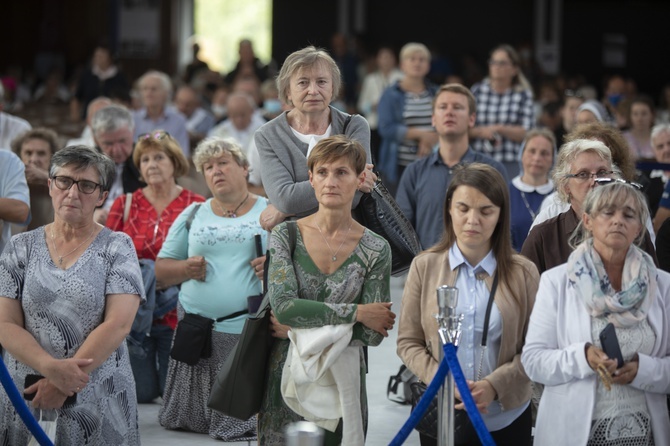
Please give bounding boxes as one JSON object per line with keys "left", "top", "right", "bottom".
{"left": 258, "top": 135, "right": 395, "bottom": 445}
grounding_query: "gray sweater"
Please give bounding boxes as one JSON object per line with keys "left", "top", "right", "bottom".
{"left": 255, "top": 107, "right": 371, "bottom": 217}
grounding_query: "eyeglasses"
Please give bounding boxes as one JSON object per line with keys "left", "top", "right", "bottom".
{"left": 565, "top": 170, "right": 614, "bottom": 182}
{"left": 51, "top": 176, "right": 101, "bottom": 194}
{"left": 488, "top": 59, "right": 512, "bottom": 67}
{"left": 564, "top": 89, "right": 584, "bottom": 99}
{"left": 593, "top": 177, "right": 644, "bottom": 190}
{"left": 138, "top": 130, "right": 171, "bottom": 142}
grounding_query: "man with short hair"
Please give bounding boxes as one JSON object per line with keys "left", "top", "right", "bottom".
{"left": 91, "top": 104, "right": 143, "bottom": 223}
{"left": 396, "top": 83, "right": 508, "bottom": 249}
{"left": 174, "top": 85, "right": 215, "bottom": 147}
{"left": 132, "top": 70, "right": 189, "bottom": 156}
{"left": 208, "top": 92, "right": 265, "bottom": 154}
{"left": 0, "top": 83, "right": 31, "bottom": 150}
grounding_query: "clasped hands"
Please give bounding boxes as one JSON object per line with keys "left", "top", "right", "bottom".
{"left": 25, "top": 357, "right": 93, "bottom": 410}
{"left": 454, "top": 379, "right": 497, "bottom": 414}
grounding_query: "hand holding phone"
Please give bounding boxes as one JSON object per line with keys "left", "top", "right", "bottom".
{"left": 599, "top": 322, "right": 624, "bottom": 369}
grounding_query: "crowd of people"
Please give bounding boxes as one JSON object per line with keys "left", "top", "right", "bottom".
{"left": 1, "top": 36, "right": 670, "bottom": 446}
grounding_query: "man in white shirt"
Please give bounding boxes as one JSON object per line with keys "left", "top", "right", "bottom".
{"left": 208, "top": 92, "right": 265, "bottom": 154}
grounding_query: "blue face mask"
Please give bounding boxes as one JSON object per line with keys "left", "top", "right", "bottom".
{"left": 607, "top": 93, "right": 623, "bottom": 107}
{"left": 263, "top": 99, "right": 282, "bottom": 114}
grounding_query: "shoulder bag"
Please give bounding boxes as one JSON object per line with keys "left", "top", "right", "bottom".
{"left": 343, "top": 114, "right": 422, "bottom": 276}
{"left": 208, "top": 221, "right": 298, "bottom": 420}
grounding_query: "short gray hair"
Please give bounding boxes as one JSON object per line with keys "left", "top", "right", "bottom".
{"left": 192, "top": 137, "right": 249, "bottom": 173}
{"left": 139, "top": 70, "right": 173, "bottom": 101}
{"left": 49, "top": 145, "right": 116, "bottom": 193}
{"left": 91, "top": 104, "right": 134, "bottom": 137}
{"left": 276, "top": 46, "right": 342, "bottom": 106}
{"left": 570, "top": 181, "right": 649, "bottom": 249}
{"left": 651, "top": 123, "right": 670, "bottom": 144}
{"left": 553, "top": 139, "right": 612, "bottom": 204}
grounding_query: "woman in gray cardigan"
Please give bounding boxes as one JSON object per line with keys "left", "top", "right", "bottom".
{"left": 255, "top": 46, "right": 376, "bottom": 230}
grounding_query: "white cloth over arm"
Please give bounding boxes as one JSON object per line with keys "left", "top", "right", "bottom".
{"left": 281, "top": 323, "right": 363, "bottom": 445}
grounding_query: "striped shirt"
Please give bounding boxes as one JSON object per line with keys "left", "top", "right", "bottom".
{"left": 398, "top": 90, "right": 434, "bottom": 167}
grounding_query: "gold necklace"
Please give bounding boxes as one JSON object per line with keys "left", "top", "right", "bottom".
{"left": 50, "top": 225, "right": 96, "bottom": 266}
{"left": 314, "top": 220, "right": 352, "bottom": 262}
{"left": 214, "top": 193, "right": 250, "bottom": 218}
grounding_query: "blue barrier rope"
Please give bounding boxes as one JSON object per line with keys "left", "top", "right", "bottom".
{"left": 388, "top": 343, "right": 495, "bottom": 446}
{"left": 0, "top": 357, "right": 54, "bottom": 446}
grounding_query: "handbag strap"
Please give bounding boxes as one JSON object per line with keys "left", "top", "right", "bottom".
{"left": 480, "top": 271, "right": 499, "bottom": 348}
{"left": 215, "top": 309, "right": 249, "bottom": 323}
{"left": 123, "top": 192, "right": 132, "bottom": 224}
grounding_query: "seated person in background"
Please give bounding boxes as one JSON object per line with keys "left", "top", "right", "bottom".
{"left": 396, "top": 83, "right": 507, "bottom": 250}
{"left": 260, "top": 79, "right": 284, "bottom": 121}
{"left": 106, "top": 130, "right": 204, "bottom": 403}
{"left": 357, "top": 45, "right": 404, "bottom": 162}
{"left": 576, "top": 99, "right": 611, "bottom": 126}
{"left": 11, "top": 128, "right": 59, "bottom": 230}
{"left": 555, "top": 89, "right": 585, "bottom": 146}
{"left": 509, "top": 129, "right": 555, "bottom": 251}
{"left": 132, "top": 70, "right": 190, "bottom": 157}
{"left": 70, "top": 43, "right": 130, "bottom": 122}
{"left": 174, "top": 85, "right": 216, "bottom": 149}
{"left": 623, "top": 95, "right": 656, "bottom": 160}
{"left": 641, "top": 123, "right": 670, "bottom": 220}
{"left": 0, "top": 83, "right": 31, "bottom": 149}
{"left": 210, "top": 85, "right": 230, "bottom": 123}
{"left": 208, "top": 92, "right": 265, "bottom": 155}
{"left": 521, "top": 138, "right": 657, "bottom": 275}
{"left": 66, "top": 96, "right": 113, "bottom": 147}
{"left": 91, "top": 104, "right": 144, "bottom": 224}
{"left": 0, "top": 150, "right": 30, "bottom": 254}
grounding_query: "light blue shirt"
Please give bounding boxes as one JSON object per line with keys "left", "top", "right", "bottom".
{"left": 0, "top": 151, "right": 30, "bottom": 254}
{"left": 132, "top": 107, "right": 190, "bottom": 157}
{"left": 448, "top": 244, "right": 528, "bottom": 431}
{"left": 158, "top": 198, "right": 267, "bottom": 334}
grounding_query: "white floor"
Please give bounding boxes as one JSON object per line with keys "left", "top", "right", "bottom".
{"left": 138, "top": 275, "right": 420, "bottom": 445}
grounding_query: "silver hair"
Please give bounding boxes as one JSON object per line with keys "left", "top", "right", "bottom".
{"left": 139, "top": 70, "right": 173, "bottom": 102}
{"left": 49, "top": 145, "right": 116, "bottom": 193}
{"left": 569, "top": 181, "right": 649, "bottom": 249}
{"left": 552, "top": 139, "right": 612, "bottom": 204}
{"left": 91, "top": 104, "right": 134, "bottom": 137}
{"left": 227, "top": 92, "right": 257, "bottom": 110}
{"left": 651, "top": 123, "right": 670, "bottom": 143}
{"left": 192, "top": 137, "right": 249, "bottom": 173}
{"left": 276, "top": 46, "right": 342, "bottom": 106}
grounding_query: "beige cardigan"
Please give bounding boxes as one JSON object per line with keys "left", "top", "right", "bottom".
{"left": 397, "top": 249, "right": 539, "bottom": 411}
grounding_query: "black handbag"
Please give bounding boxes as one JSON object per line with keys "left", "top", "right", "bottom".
{"left": 354, "top": 180, "right": 422, "bottom": 276}
{"left": 342, "top": 113, "right": 422, "bottom": 276}
{"left": 170, "top": 309, "right": 248, "bottom": 366}
{"left": 208, "top": 222, "right": 298, "bottom": 420}
{"left": 410, "top": 381, "right": 475, "bottom": 441}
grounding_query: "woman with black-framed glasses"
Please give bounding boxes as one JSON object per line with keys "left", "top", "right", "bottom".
{"left": 0, "top": 145, "right": 145, "bottom": 445}
{"left": 521, "top": 138, "right": 658, "bottom": 275}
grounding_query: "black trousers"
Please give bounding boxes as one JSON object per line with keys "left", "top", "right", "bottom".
{"left": 419, "top": 403, "right": 533, "bottom": 446}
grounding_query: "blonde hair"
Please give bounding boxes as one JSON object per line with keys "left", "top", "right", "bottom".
{"left": 399, "top": 42, "right": 430, "bottom": 62}
{"left": 192, "top": 137, "right": 249, "bottom": 173}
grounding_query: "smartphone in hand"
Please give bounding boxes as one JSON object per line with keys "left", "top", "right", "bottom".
{"left": 599, "top": 322, "right": 624, "bottom": 368}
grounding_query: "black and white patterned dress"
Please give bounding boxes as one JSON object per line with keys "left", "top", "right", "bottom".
{"left": 0, "top": 227, "right": 145, "bottom": 446}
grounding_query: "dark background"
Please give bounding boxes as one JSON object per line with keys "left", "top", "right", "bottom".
{"left": 1, "top": 0, "right": 669, "bottom": 99}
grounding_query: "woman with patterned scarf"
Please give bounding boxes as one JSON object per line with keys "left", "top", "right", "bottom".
{"left": 522, "top": 180, "right": 670, "bottom": 446}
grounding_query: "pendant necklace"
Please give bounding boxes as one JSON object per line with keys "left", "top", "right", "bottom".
{"left": 314, "top": 220, "right": 352, "bottom": 262}
{"left": 519, "top": 191, "right": 539, "bottom": 220}
{"left": 50, "top": 225, "right": 96, "bottom": 266}
{"left": 214, "top": 193, "right": 250, "bottom": 218}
